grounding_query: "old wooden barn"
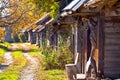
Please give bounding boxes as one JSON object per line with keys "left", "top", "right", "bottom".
{"left": 56, "top": 0, "right": 120, "bottom": 79}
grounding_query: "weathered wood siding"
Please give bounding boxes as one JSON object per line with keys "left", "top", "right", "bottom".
{"left": 104, "top": 19, "right": 120, "bottom": 78}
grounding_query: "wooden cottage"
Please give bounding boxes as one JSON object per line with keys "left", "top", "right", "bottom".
{"left": 57, "top": 0, "right": 120, "bottom": 79}
{"left": 26, "top": 28, "right": 36, "bottom": 44}
{"left": 33, "top": 13, "right": 51, "bottom": 47}
{"left": 33, "top": 13, "right": 60, "bottom": 49}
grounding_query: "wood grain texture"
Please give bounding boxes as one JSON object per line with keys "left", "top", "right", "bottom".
{"left": 104, "top": 18, "right": 120, "bottom": 78}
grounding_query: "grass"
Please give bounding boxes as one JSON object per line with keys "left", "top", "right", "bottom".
{"left": 39, "top": 69, "right": 68, "bottom": 80}
{"left": 0, "top": 48, "right": 6, "bottom": 63}
{"left": 28, "top": 49, "right": 68, "bottom": 80}
{"left": 0, "top": 50, "right": 27, "bottom": 80}
{"left": 0, "top": 42, "right": 9, "bottom": 63}
{"left": 29, "top": 49, "right": 40, "bottom": 57}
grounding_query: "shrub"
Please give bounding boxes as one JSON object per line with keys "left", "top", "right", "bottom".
{"left": 41, "top": 45, "right": 73, "bottom": 70}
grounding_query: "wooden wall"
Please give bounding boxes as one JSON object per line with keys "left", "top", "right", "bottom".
{"left": 104, "top": 18, "right": 120, "bottom": 78}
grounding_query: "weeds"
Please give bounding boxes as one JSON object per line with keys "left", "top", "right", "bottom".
{"left": 41, "top": 46, "right": 73, "bottom": 70}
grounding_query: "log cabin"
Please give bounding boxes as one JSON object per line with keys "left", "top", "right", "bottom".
{"left": 57, "top": 0, "right": 120, "bottom": 79}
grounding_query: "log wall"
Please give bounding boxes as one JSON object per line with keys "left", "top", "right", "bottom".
{"left": 104, "top": 19, "right": 120, "bottom": 78}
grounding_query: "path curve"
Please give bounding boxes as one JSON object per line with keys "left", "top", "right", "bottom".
{"left": 0, "top": 52, "right": 13, "bottom": 73}
{"left": 20, "top": 52, "right": 39, "bottom": 80}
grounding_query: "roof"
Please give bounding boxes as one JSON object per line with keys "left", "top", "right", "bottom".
{"left": 62, "top": 0, "right": 88, "bottom": 12}
{"left": 33, "top": 15, "right": 54, "bottom": 32}
{"left": 35, "top": 13, "right": 51, "bottom": 25}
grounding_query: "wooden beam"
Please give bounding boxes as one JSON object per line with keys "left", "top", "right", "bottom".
{"left": 98, "top": 11, "right": 104, "bottom": 76}
{"left": 57, "top": 21, "right": 75, "bottom": 25}
{"left": 67, "top": 12, "right": 98, "bottom": 17}
{"left": 74, "top": 22, "right": 78, "bottom": 62}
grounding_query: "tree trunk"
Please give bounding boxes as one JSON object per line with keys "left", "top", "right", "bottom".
{"left": 4, "top": 26, "right": 13, "bottom": 42}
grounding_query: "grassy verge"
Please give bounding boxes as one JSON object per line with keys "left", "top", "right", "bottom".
{"left": 0, "top": 42, "right": 9, "bottom": 63}
{"left": 28, "top": 49, "right": 68, "bottom": 80}
{"left": 0, "top": 50, "right": 27, "bottom": 80}
{"left": 0, "top": 48, "right": 6, "bottom": 63}
{"left": 39, "top": 69, "right": 67, "bottom": 80}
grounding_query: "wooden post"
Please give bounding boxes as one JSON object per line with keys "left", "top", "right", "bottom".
{"left": 65, "top": 21, "right": 79, "bottom": 80}
{"left": 36, "top": 32, "right": 40, "bottom": 46}
{"left": 74, "top": 22, "right": 78, "bottom": 62}
{"left": 42, "top": 29, "right": 46, "bottom": 47}
{"left": 39, "top": 32, "right": 42, "bottom": 47}
{"left": 82, "top": 22, "right": 88, "bottom": 74}
{"left": 28, "top": 30, "right": 33, "bottom": 44}
{"left": 65, "top": 64, "right": 77, "bottom": 80}
{"left": 98, "top": 12, "right": 104, "bottom": 77}
{"left": 71, "top": 24, "right": 75, "bottom": 57}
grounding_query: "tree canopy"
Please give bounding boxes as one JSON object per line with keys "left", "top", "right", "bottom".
{"left": 0, "top": 0, "right": 59, "bottom": 41}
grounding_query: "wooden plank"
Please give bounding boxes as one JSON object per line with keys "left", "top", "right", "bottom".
{"left": 105, "top": 34, "right": 120, "bottom": 39}
{"left": 65, "top": 64, "right": 78, "bottom": 80}
{"left": 104, "top": 69, "right": 120, "bottom": 72}
{"left": 104, "top": 71, "right": 120, "bottom": 74}
{"left": 105, "top": 38, "right": 120, "bottom": 43}
{"left": 105, "top": 55, "right": 120, "bottom": 58}
{"left": 105, "top": 45, "right": 120, "bottom": 51}
{"left": 105, "top": 50, "right": 120, "bottom": 54}
{"left": 104, "top": 58, "right": 120, "bottom": 62}
{"left": 105, "top": 32, "right": 120, "bottom": 34}
{"left": 104, "top": 68, "right": 120, "bottom": 71}
{"left": 105, "top": 32, "right": 120, "bottom": 36}
{"left": 105, "top": 43, "right": 120, "bottom": 46}
{"left": 66, "top": 12, "right": 98, "bottom": 17}
{"left": 105, "top": 28, "right": 120, "bottom": 33}
{"left": 105, "top": 44, "right": 120, "bottom": 48}
{"left": 104, "top": 62, "right": 120, "bottom": 65}
{"left": 74, "top": 22, "right": 78, "bottom": 62}
{"left": 104, "top": 65, "right": 120, "bottom": 68}
{"left": 104, "top": 23, "right": 114, "bottom": 27}
{"left": 105, "top": 54, "right": 120, "bottom": 58}
{"left": 105, "top": 40, "right": 120, "bottom": 44}
{"left": 98, "top": 13, "right": 104, "bottom": 76}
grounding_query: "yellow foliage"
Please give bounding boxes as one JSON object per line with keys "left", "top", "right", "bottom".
{"left": 0, "top": 28, "right": 5, "bottom": 41}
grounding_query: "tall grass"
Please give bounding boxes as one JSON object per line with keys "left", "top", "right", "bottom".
{"left": 41, "top": 41, "right": 73, "bottom": 70}
{"left": 0, "top": 51, "right": 27, "bottom": 80}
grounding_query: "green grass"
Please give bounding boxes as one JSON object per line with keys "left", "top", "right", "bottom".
{"left": 0, "top": 50, "right": 27, "bottom": 80}
{"left": 39, "top": 69, "right": 67, "bottom": 80}
{"left": 29, "top": 49, "right": 40, "bottom": 57}
{"left": 0, "top": 48, "right": 6, "bottom": 63}
{"left": 0, "top": 42, "right": 9, "bottom": 63}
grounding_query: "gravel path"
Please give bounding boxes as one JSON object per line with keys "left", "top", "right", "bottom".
{"left": 0, "top": 52, "right": 13, "bottom": 73}
{"left": 19, "top": 52, "right": 39, "bottom": 80}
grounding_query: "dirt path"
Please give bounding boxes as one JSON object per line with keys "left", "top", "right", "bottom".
{"left": 0, "top": 52, "right": 13, "bottom": 73}
{"left": 20, "top": 52, "right": 39, "bottom": 80}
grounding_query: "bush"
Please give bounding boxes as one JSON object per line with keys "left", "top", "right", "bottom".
{"left": 41, "top": 46, "right": 73, "bottom": 70}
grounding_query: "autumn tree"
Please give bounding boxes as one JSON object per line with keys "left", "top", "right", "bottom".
{"left": 0, "top": 0, "right": 42, "bottom": 42}
{"left": 33, "top": 0, "right": 59, "bottom": 17}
